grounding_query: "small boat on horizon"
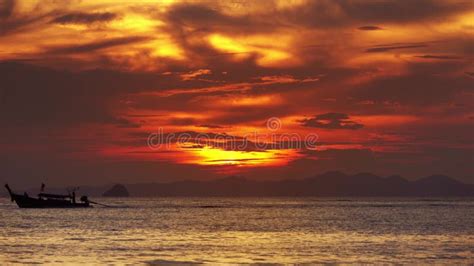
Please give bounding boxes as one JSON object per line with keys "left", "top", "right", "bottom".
{"left": 4, "top": 183, "right": 92, "bottom": 208}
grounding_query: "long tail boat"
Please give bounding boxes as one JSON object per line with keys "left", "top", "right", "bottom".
{"left": 4, "top": 184, "right": 91, "bottom": 208}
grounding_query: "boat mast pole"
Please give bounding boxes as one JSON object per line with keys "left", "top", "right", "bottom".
{"left": 4, "top": 184, "right": 14, "bottom": 202}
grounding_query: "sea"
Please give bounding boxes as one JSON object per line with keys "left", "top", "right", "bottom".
{"left": 1, "top": 197, "right": 473, "bottom": 264}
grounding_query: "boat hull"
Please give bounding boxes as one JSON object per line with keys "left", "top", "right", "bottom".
{"left": 11, "top": 193, "right": 91, "bottom": 208}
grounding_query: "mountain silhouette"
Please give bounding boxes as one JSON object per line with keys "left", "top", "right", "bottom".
{"left": 2, "top": 172, "right": 472, "bottom": 197}
{"left": 121, "top": 172, "right": 473, "bottom": 197}
{"left": 102, "top": 184, "right": 129, "bottom": 197}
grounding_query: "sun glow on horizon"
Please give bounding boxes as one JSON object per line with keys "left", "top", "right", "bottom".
{"left": 183, "top": 145, "right": 295, "bottom": 166}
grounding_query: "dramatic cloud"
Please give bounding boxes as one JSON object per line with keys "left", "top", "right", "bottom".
{"left": 350, "top": 61, "right": 473, "bottom": 105}
{"left": 277, "top": 0, "right": 472, "bottom": 28}
{"left": 51, "top": 12, "right": 117, "bottom": 24}
{"left": 299, "top": 113, "right": 364, "bottom": 130}
{"left": 44, "top": 36, "right": 152, "bottom": 54}
{"left": 328, "top": 0, "right": 470, "bottom": 24}
{"left": 197, "top": 124, "right": 226, "bottom": 129}
{"left": 0, "top": 61, "right": 183, "bottom": 127}
{"left": 114, "top": 117, "right": 141, "bottom": 128}
{"left": 358, "top": 25, "right": 383, "bottom": 31}
{"left": 366, "top": 44, "right": 429, "bottom": 53}
{"left": 0, "top": 0, "right": 473, "bottom": 186}
{"left": 415, "top": 55, "right": 462, "bottom": 60}
{"left": 0, "top": 0, "right": 15, "bottom": 19}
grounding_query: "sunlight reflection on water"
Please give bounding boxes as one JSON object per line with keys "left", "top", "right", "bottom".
{"left": 0, "top": 198, "right": 473, "bottom": 264}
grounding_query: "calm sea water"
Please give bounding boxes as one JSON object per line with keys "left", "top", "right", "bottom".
{"left": 0, "top": 197, "right": 473, "bottom": 264}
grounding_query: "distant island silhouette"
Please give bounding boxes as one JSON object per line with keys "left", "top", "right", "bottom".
{"left": 103, "top": 184, "right": 129, "bottom": 197}
{"left": 118, "top": 172, "right": 473, "bottom": 197}
{"left": 3, "top": 172, "right": 473, "bottom": 197}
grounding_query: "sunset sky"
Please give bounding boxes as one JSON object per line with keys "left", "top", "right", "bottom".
{"left": 1, "top": 0, "right": 473, "bottom": 186}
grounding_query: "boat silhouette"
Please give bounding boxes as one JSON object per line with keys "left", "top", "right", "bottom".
{"left": 4, "top": 184, "right": 91, "bottom": 208}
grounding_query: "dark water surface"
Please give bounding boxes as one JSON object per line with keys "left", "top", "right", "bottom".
{"left": 1, "top": 197, "right": 473, "bottom": 264}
